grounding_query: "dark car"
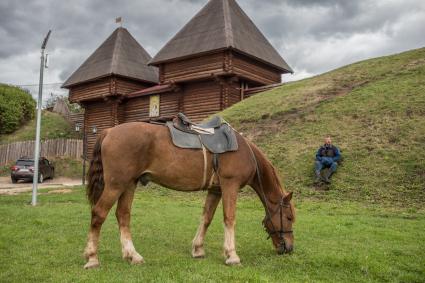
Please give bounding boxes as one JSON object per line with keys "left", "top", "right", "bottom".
{"left": 10, "top": 157, "right": 55, "bottom": 183}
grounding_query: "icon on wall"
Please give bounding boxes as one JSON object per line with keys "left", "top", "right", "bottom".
{"left": 149, "top": 95, "right": 160, "bottom": 117}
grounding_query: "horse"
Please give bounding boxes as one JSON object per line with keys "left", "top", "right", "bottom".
{"left": 83, "top": 121, "right": 295, "bottom": 269}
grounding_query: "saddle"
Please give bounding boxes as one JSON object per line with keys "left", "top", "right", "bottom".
{"left": 166, "top": 113, "right": 238, "bottom": 154}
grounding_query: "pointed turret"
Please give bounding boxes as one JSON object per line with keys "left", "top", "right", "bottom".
{"left": 150, "top": 0, "right": 292, "bottom": 73}
{"left": 63, "top": 27, "right": 158, "bottom": 88}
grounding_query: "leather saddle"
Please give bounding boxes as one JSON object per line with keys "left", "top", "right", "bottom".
{"left": 166, "top": 113, "right": 238, "bottom": 154}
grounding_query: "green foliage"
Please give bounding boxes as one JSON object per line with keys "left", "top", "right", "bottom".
{"left": 51, "top": 157, "right": 83, "bottom": 178}
{"left": 221, "top": 47, "right": 425, "bottom": 206}
{"left": 0, "top": 84, "right": 36, "bottom": 134}
{"left": 0, "top": 187, "right": 423, "bottom": 282}
{"left": 0, "top": 111, "right": 80, "bottom": 144}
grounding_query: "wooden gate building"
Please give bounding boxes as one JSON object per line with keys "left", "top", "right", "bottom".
{"left": 63, "top": 0, "right": 293, "bottom": 156}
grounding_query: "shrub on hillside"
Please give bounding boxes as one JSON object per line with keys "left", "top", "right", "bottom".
{"left": 0, "top": 84, "right": 36, "bottom": 134}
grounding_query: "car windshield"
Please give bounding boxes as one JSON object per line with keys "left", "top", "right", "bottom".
{"left": 16, "top": 160, "right": 34, "bottom": 166}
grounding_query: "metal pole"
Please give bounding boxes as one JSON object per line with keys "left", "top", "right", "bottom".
{"left": 32, "top": 30, "right": 51, "bottom": 206}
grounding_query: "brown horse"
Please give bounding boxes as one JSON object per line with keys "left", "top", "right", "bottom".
{"left": 83, "top": 122, "right": 295, "bottom": 269}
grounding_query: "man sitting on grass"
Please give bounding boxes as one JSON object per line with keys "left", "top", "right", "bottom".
{"left": 315, "top": 136, "right": 341, "bottom": 184}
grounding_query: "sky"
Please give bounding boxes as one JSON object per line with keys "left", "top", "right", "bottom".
{"left": 0, "top": 0, "right": 424, "bottom": 103}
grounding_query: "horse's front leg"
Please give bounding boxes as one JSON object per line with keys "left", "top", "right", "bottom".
{"left": 192, "top": 190, "right": 221, "bottom": 258}
{"left": 116, "top": 187, "right": 144, "bottom": 265}
{"left": 221, "top": 182, "right": 241, "bottom": 265}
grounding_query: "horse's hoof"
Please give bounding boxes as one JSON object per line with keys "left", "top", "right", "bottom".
{"left": 125, "top": 253, "right": 145, "bottom": 265}
{"left": 84, "top": 260, "right": 100, "bottom": 269}
{"left": 192, "top": 247, "right": 205, "bottom": 259}
{"left": 225, "top": 256, "right": 241, "bottom": 266}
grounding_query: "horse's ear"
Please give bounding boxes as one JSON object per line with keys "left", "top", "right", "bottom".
{"left": 283, "top": 192, "right": 293, "bottom": 203}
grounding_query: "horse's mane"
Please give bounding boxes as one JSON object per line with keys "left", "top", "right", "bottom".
{"left": 249, "top": 140, "right": 296, "bottom": 222}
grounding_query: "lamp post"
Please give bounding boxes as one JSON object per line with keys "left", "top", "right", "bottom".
{"left": 32, "top": 30, "right": 51, "bottom": 206}
{"left": 74, "top": 123, "right": 86, "bottom": 185}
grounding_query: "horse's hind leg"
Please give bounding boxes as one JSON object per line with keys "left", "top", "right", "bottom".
{"left": 192, "top": 190, "right": 221, "bottom": 258}
{"left": 116, "top": 186, "right": 144, "bottom": 265}
{"left": 84, "top": 187, "right": 122, "bottom": 269}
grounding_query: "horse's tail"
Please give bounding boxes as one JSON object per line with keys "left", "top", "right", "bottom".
{"left": 87, "top": 130, "right": 108, "bottom": 207}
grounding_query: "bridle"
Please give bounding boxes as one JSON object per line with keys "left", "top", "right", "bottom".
{"left": 246, "top": 143, "right": 293, "bottom": 250}
{"left": 262, "top": 197, "right": 293, "bottom": 241}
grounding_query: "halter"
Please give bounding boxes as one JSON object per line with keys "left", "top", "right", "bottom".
{"left": 246, "top": 143, "right": 293, "bottom": 249}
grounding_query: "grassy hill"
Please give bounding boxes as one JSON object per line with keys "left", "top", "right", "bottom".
{"left": 221, "top": 47, "right": 425, "bottom": 206}
{"left": 0, "top": 111, "right": 79, "bottom": 144}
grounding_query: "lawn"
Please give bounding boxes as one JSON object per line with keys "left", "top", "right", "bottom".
{"left": 0, "top": 186, "right": 424, "bottom": 282}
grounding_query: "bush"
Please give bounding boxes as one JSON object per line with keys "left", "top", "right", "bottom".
{"left": 0, "top": 84, "right": 36, "bottom": 134}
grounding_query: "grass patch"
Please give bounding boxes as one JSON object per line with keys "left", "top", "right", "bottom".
{"left": 0, "top": 186, "right": 424, "bottom": 282}
{"left": 0, "top": 111, "right": 79, "bottom": 144}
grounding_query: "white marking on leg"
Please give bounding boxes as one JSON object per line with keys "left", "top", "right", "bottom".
{"left": 120, "top": 230, "right": 144, "bottom": 264}
{"left": 224, "top": 223, "right": 240, "bottom": 265}
{"left": 84, "top": 231, "right": 100, "bottom": 269}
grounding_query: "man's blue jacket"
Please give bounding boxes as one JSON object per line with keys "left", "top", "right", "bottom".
{"left": 316, "top": 145, "right": 341, "bottom": 166}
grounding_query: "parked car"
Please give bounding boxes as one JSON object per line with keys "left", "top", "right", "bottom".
{"left": 10, "top": 157, "right": 55, "bottom": 183}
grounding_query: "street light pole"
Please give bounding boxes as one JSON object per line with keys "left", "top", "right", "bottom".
{"left": 32, "top": 30, "right": 51, "bottom": 206}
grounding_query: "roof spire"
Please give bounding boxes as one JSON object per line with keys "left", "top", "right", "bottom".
{"left": 62, "top": 28, "right": 158, "bottom": 88}
{"left": 115, "top": 17, "right": 123, "bottom": 27}
{"left": 150, "top": 0, "right": 292, "bottom": 73}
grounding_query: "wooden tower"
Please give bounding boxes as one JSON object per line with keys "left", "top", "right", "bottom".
{"left": 125, "top": 0, "right": 293, "bottom": 121}
{"left": 62, "top": 27, "right": 158, "bottom": 155}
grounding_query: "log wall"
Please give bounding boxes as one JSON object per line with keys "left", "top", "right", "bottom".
{"left": 123, "top": 96, "right": 150, "bottom": 123}
{"left": 182, "top": 80, "right": 222, "bottom": 122}
{"left": 114, "top": 77, "right": 154, "bottom": 95}
{"left": 225, "top": 80, "right": 242, "bottom": 108}
{"left": 161, "top": 53, "right": 225, "bottom": 83}
{"left": 68, "top": 78, "right": 111, "bottom": 103}
{"left": 84, "top": 100, "right": 116, "bottom": 157}
{"left": 232, "top": 52, "right": 282, "bottom": 85}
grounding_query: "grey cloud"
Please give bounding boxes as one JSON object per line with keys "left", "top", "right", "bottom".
{"left": 0, "top": 0, "right": 424, "bottom": 93}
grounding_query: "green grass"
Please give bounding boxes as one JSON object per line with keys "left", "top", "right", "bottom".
{"left": 0, "top": 186, "right": 424, "bottom": 282}
{"left": 0, "top": 111, "right": 79, "bottom": 144}
{"left": 221, "top": 47, "right": 425, "bottom": 206}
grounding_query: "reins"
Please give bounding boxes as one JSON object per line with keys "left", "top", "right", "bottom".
{"left": 246, "top": 141, "right": 293, "bottom": 244}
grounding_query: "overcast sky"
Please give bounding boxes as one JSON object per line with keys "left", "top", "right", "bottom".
{"left": 0, "top": 0, "right": 424, "bottom": 102}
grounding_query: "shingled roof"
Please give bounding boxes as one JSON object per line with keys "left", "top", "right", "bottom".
{"left": 149, "top": 0, "right": 293, "bottom": 73}
{"left": 62, "top": 27, "right": 158, "bottom": 88}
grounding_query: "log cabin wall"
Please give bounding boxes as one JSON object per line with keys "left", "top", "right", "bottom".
{"left": 123, "top": 96, "right": 150, "bottom": 123}
{"left": 231, "top": 52, "right": 282, "bottom": 85}
{"left": 224, "top": 80, "right": 243, "bottom": 108}
{"left": 114, "top": 77, "right": 155, "bottom": 96}
{"left": 83, "top": 100, "right": 116, "bottom": 157}
{"left": 182, "top": 80, "right": 222, "bottom": 122}
{"left": 68, "top": 78, "right": 112, "bottom": 103}
{"left": 160, "top": 52, "right": 225, "bottom": 84}
{"left": 160, "top": 91, "right": 181, "bottom": 117}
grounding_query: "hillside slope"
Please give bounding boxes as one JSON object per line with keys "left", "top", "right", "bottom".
{"left": 221, "top": 47, "right": 425, "bottom": 206}
{"left": 0, "top": 111, "right": 79, "bottom": 144}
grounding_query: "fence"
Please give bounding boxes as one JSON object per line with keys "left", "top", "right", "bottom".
{"left": 0, "top": 139, "right": 83, "bottom": 165}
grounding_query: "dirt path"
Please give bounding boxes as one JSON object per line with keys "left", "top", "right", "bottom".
{"left": 0, "top": 176, "right": 82, "bottom": 195}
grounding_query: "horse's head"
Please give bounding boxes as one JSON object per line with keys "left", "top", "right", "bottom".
{"left": 262, "top": 192, "right": 295, "bottom": 254}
